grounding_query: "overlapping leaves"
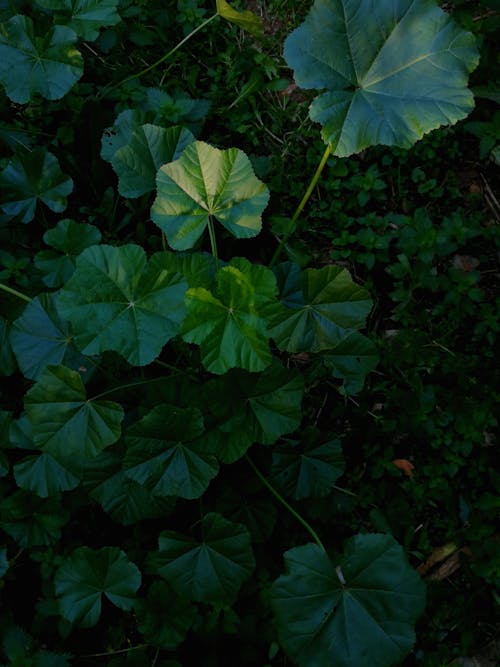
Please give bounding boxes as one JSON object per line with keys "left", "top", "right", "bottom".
{"left": 36, "top": 0, "right": 121, "bottom": 41}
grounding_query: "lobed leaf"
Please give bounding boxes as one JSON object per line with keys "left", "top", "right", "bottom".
{"left": 36, "top": 0, "right": 121, "bottom": 41}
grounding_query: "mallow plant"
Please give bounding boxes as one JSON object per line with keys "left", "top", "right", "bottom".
{"left": 0, "top": 0, "right": 479, "bottom": 665}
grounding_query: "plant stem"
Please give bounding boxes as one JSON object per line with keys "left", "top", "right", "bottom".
{"left": 100, "top": 13, "right": 218, "bottom": 98}
{"left": 207, "top": 215, "right": 219, "bottom": 270}
{"left": 80, "top": 644, "right": 147, "bottom": 658}
{"left": 245, "top": 454, "right": 326, "bottom": 551}
{"left": 270, "top": 143, "right": 332, "bottom": 267}
{"left": 0, "top": 283, "right": 31, "bottom": 303}
{"left": 89, "top": 377, "right": 168, "bottom": 401}
{"left": 154, "top": 359, "right": 200, "bottom": 382}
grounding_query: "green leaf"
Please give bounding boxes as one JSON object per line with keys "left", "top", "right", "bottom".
{"left": 181, "top": 258, "right": 278, "bottom": 374}
{"left": 35, "top": 218, "right": 102, "bottom": 288}
{"left": 135, "top": 581, "right": 197, "bottom": 649}
{"left": 0, "top": 149, "right": 73, "bottom": 223}
{"left": 14, "top": 452, "right": 80, "bottom": 497}
{"left": 323, "top": 331, "right": 379, "bottom": 394}
{"left": 269, "top": 262, "right": 372, "bottom": 353}
{"left": 101, "top": 109, "right": 149, "bottom": 162}
{"left": 151, "top": 141, "right": 269, "bottom": 250}
{"left": 0, "top": 317, "right": 16, "bottom": 376}
{"left": 111, "top": 124, "right": 195, "bottom": 198}
{"left": 0, "top": 491, "right": 69, "bottom": 547}
{"left": 148, "top": 512, "right": 255, "bottom": 603}
{"left": 36, "top": 0, "right": 121, "bottom": 41}
{"left": 57, "top": 246, "right": 188, "bottom": 366}
{"left": 0, "top": 546, "right": 8, "bottom": 577}
{"left": 216, "top": 0, "right": 263, "bottom": 38}
{"left": 54, "top": 546, "right": 141, "bottom": 627}
{"left": 91, "top": 469, "right": 175, "bottom": 525}
{"left": 271, "top": 534, "right": 426, "bottom": 667}
{"left": 272, "top": 432, "right": 345, "bottom": 500}
{"left": 284, "top": 0, "right": 479, "bottom": 156}
{"left": 0, "top": 15, "right": 83, "bottom": 103}
{"left": 11, "top": 293, "right": 91, "bottom": 380}
{"left": 123, "top": 405, "right": 218, "bottom": 500}
{"left": 205, "top": 361, "right": 304, "bottom": 463}
{"left": 24, "top": 365, "right": 124, "bottom": 461}
{"left": 33, "top": 651, "right": 72, "bottom": 667}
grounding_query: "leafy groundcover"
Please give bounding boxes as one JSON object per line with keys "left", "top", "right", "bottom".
{"left": 1, "top": 1, "right": 498, "bottom": 666}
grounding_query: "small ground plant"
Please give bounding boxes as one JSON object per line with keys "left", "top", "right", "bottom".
{"left": 0, "top": 1, "right": 497, "bottom": 666}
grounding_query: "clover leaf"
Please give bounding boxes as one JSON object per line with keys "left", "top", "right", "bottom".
{"left": 0, "top": 149, "right": 73, "bottom": 223}
{"left": 123, "top": 405, "right": 219, "bottom": 500}
{"left": 284, "top": 0, "right": 479, "bottom": 156}
{"left": 0, "top": 15, "right": 83, "bottom": 103}
{"left": 271, "top": 534, "right": 426, "bottom": 667}
{"left": 36, "top": 0, "right": 121, "bottom": 41}
{"left": 269, "top": 262, "right": 372, "bottom": 353}
{"left": 54, "top": 546, "right": 141, "bottom": 627}
{"left": 151, "top": 141, "right": 269, "bottom": 250}
{"left": 24, "top": 365, "right": 124, "bottom": 461}
{"left": 57, "top": 245, "right": 188, "bottom": 366}
{"left": 148, "top": 512, "right": 255, "bottom": 604}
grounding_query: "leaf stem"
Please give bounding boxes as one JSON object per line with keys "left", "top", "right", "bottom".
{"left": 270, "top": 144, "right": 331, "bottom": 267}
{"left": 99, "top": 13, "right": 219, "bottom": 98}
{"left": 89, "top": 377, "right": 169, "bottom": 401}
{"left": 245, "top": 454, "right": 326, "bottom": 551}
{"left": 0, "top": 283, "right": 31, "bottom": 303}
{"left": 79, "top": 644, "right": 148, "bottom": 658}
{"left": 207, "top": 215, "right": 219, "bottom": 270}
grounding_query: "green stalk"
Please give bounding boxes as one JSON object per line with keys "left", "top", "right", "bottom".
{"left": 0, "top": 283, "right": 31, "bottom": 303}
{"left": 207, "top": 215, "right": 219, "bottom": 270}
{"left": 270, "top": 144, "right": 331, "bottom": 267}
{"left": 245, "top": 454, "right": 326, "bottom": 551}
{"left": 100, "top": 13, "right": 219, "bottom": 98}
{"left": 89, "top": 377, "right": 169, "bottom": 401}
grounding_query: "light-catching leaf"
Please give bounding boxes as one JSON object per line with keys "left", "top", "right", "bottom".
{"left": 10, "top": 293, "right": 90, "bottom": 380}
{"left": 151, "top": 141, "right": 269, "bottom": 250}
{"left": 57, "top": 246, "right": 188, "bottom": 366}
{"left": 271, "top": 534, "right": 427, "bottom": 667}
{"left": 135, "top": 581, "right": 197, "bottom": 649}
{"left": 272, "top": 432, "right": 345, "bottom": 500}
{"left": 34, "top": 218, "right": 102, "bottom": 288}
{"left": 24, "top": 365, "right": 124, "bottom": 461}
{"left": 36, "top": 0, "right": 121, "bottom": 41}
{"left": 0, "top": 149, "right": 73, "bottom": 223}
{"left": 269, "top": 262, "right": 372, "bottom": 352}
{"left": 54, "top": 546, "right": 141, "bottom": 627}
{"left": 284, "top": 0, "right": 479, "bottom": 156}
{"left": 123, "top": 405, "right": 219, "bottom": 500}
{"left": 111, "top": 124, "right": 195, "bottom": 198}
{"left": 148, "top": 512, "right": 255, "bottom": 604}
{"left": 0, "top": 15, "right": 83, "bottom": 103}
{"left": 216, "top": 0, "right": 263, "bottom": 38}
{"left": 205, "top": 361, "right": 304, "bottom": 463}
{"left": 181, "top": 258, "right": 278, "bottom": 374}
{"left": 323, "top": 331, "right": 379, "bottom": 394}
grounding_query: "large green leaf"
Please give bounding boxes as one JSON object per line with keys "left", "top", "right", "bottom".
{"left": 271, "top": 534, "right": 426, "bottom": 667}
{"left": 181, "top": 258, "right": 278, "bottom": 374}
{"left": 151, "top": 141, "right": 269, "bottom": 250}
{"left": 14, "top": 452, "right": 80, "bottom": 497}
{"left": 57, "top": 246, "right": 188, "bottom": 366}
{"left": 10, "top": 293, "right": 90, "bottom": 380}
{"left": 34, "top": 219, "right": 102, "bottom": 288}
{"left": 54, "top": 546, "right": 141, "bottom": 627}
{"left": 36, "top": 0, "right": 121, "bottom": 41}
{"left": 0, "top": 149, "right": 73, "bottom": 223}
{"left": 135, "top": 581, "right": 197, "bottom": 649}
{"left": 284, "top": 0, "right": 479, "bottom": 156}
{"left": 205, "top": 361, "right": 304, "bottom": 463}
{"left": 0, "top": 15, "right": 83, "bottom": 103}
{"left": 148, "top": 512, "right": 255, "bottom": 604}
{"left": 111, "top": 124, "right": 195, "bottom": 198}
{"left": 24, "top": 365, "right": 124, "bottom": 461}
{"left": 100, "top": 109, "right": 149, "bottom": 162}
{"left": 269, "top": 262, "right": 372, "bottom": 353}
{"left": 272, "top": 431, "right": 345, "bottom": 500}
{"left": 123, "top": 405, "right": 219, "bottom": 500}
{"left": 0, "top": 491, "right": 69, "bottom": 547}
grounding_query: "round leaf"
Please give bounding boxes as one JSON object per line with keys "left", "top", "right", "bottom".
{"left": 151, "top": 141, "right": 269, "bottom": 250}
{"left": 284, "top": 0, "right": 479, "bottom": 156}
{"left": 0, "top": 15, "right": 83, "bottom": 103}
{"left": 271, "top": 534, "right": 427, "bottom": 667}
{"left": 55, "top": 546, "right": 141, "bottom": 627}
{"left": 14, "top": 452, "right": 80, "bottom": 497}
{"left": 0, "top": 149, "right": 73, "bottom": 223}
{"left": 57, "top": 246, "right": 188, "bottom": 366}
{"left": 148, "top": 512, "right": 255, "bottom": 603}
